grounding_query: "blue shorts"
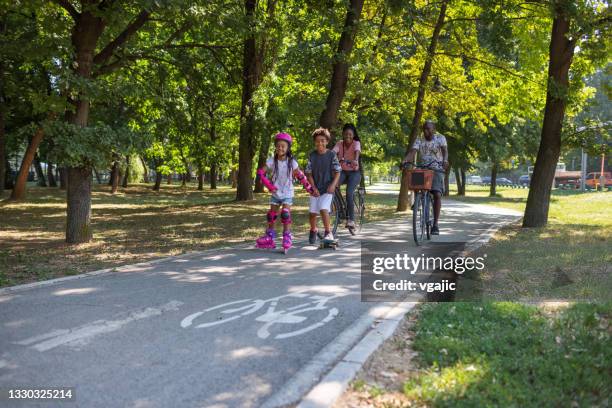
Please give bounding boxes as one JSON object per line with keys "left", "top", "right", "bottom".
{"left": 270, "top": 196, "right": 293, "bottom": 206}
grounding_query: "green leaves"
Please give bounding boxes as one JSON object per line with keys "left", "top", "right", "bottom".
{"left": 46, "top": 121, "right": 134, "bottom": 168}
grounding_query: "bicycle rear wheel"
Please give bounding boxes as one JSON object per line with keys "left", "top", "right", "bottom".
{"left": 354, "top": 188, "right": 365, "bottom": 233}
{"left": 412, "top": 191, "right": 425, "bottom": 245}
{"left": 330, "top": 194, "right": 341, "bottom": 236}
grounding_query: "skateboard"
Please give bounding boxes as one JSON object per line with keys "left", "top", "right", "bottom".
{"left": 317, "top": 233, "right": 339, "bottom": 250}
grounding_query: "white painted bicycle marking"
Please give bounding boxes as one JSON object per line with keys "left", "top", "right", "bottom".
{"left": 181, "top": 292, "right": 352, "bottom": 340}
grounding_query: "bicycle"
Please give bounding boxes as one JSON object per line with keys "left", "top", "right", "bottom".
{"left": 329, "top": 169, "right": 366, "bottom": 236}
{"left": 402, "top": 161, "right": 445, "bottom": 245}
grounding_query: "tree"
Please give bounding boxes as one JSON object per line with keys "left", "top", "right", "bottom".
{"left": 523, "top": 0, "right": 610, "bottom": 227}
{"left": 236, "top": 0, "right": 278, "bottom": 201}
{"left": 318, "top": 0, "right": 365, "bottom": 136}
{"left": 396, "top": 0, "right": 449, "bottom": 211}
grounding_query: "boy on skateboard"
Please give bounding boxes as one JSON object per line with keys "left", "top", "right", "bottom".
{"left": 305, "top": 128, "right": 341, "bottom": 246}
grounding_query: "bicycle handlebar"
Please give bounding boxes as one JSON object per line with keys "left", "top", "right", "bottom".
{"left": 401, "top": 161, "right": 445, "bottom": 172}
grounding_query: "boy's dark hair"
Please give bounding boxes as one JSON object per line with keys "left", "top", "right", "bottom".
{"left": 342, "top": 123, "right": 360, "bottom": 142}
{"left": 311, "top": 127, "right": 331, "bottom": 142}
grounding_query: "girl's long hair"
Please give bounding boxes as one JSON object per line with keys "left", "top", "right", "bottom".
{"left": 273, "top": 141, "right": 293, "bottom": 181}
{"left": 342, "top": 123, "right": 360, "bottom": 142}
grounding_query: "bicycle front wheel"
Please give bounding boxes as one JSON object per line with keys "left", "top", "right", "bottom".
{"left": 354, "top": 188, "right": 365, "bottom": 233}
{"left": 412, "top": 191, "right": 425, "bottom": 245}
{"left": 330, "top": 194, "right": 341, "bottom": 236}
{"left": 426, "top": 192, "right": 434, "bottom": 240}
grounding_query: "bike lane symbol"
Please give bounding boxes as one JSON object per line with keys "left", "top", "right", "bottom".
{"left": 180, "top": 292, "right": 349, "bottom": 340}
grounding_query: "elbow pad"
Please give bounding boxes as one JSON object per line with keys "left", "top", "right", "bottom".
{"left": 256, "top": 168, "right": 277, "bottom": 192}
{"left": 295, "top": 170, "right": 314, "bottom": 195}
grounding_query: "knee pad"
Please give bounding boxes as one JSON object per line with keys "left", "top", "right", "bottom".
{"left": 280, "top": 208, "right": 292, "bottom": 225}
{"left": 267, "top": 210, "right": 278, "bottom": 223}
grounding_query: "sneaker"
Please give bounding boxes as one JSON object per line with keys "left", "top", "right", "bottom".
{"left": 431, "top": 225, "right": 439, "bottom": 235}
{"left": 323, "top": 232, "right": 334, "bottom": 241}
{"left": 346, "top": 220, "right": 356, "bottom": 229}
{"left": 309, "top": 230, "right": 317, "bottom": 244}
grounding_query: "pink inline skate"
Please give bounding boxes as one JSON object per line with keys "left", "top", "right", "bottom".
{"left": 281, "top": 231, "right": 292, "bottom": 254}
{"left": 255, "top": 228, "right": 276, "bottom": 249}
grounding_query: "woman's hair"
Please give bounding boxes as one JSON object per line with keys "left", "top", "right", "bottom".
{"left": 342, "top": 123, "right": 360, "bottom": 142}
{"left": 311, "top": 127, "right": 331, "bottom": 142}
{"left": 273, "top": 139, "right": 293, "bottom": 180}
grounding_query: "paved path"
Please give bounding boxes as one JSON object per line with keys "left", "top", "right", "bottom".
{"left": 0, "top": 200, "right": 521, "bottom": 407}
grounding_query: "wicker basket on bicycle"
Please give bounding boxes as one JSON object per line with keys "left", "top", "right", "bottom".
{"left": 406, "top": 169, "right": 434, "bottom": 190}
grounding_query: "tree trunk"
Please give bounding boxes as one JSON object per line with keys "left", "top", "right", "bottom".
{"left": 4, "top": 158, "right": 13, "bottom": 190}
{"left": 107, "top": 164, "right": 114, "bottom": 185}
{"left": 236, "top": 0, "right": 261, "bottom": 201}
{"left": 231, "top": 168, "right": 237, "bottom": 189}
{"left": 489, "top": 162, "right": 498, "bottom": 196}
{"left": 34, "top": 154, "right": 47, "bottom": 186}
{"left": 59, "top": 167, "right": 67, "bottom": 189}
{"left": 197, "top": 163, "right": 204, "bottom": 190}
{"left": 110, "top": 161, "right": 119, "bottom": 194}
{"left": 210, "top": 164, "right": 217, "bottom": 189}
{"left": 444, "top": 165, "right": 450, "bottom": 197}
{"left": 153, "top": 171, "right": 162, "bottom": 191}
{"left": 47, "top": 159, "right": 57, "bottom": 187}
{"left": 167, "top": 173, "right": 172, "bottom": 184}
{"left": 65, "top": 11, "right": 105, "bottom": 244}
{"left": 454, "top": 167, "right": 462, "bottom": 194}
{"left": 92, "top": 166, "right": 101, "bottom": 184}
{"left": 0, "top": 88, "right": 5, "bottom": 197}
{"left": 122, "top": 155, "right": 130, "bottom": 188}
{"left": 254, "top": 132, "right": 272, "bottom": 193}
{"left": 0, "top": 24, "right": 5, "bottom": 196}
{"left": 140, "top": 156, "right": 149, "bottom": 183}
{"left": 460, "top": 168, "right": 466, "bottom": 196}
{"left": 319, "top": 0, "right": 365, "bottom": 136}
{"left": 10, "top": 126, "right": 44, "bottom": 200}
{"left": 523, "top": 11, "right": 574, "bottom": 228}
{"left": 66, "top": 166, "right": 92, "bottom": 243}
{"left": 397, "top": 0, "right": 448, "bottom": 211}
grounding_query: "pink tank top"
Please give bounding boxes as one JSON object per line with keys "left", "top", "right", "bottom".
{"left": 333, "top": 140, "right": 361, "bottom": 171}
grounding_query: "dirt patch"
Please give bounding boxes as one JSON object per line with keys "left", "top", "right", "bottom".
{"left": 334, "top": 306, "right": 423, "bottom": 408}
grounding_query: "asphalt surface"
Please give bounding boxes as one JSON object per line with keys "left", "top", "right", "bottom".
{"left": 0, "top": 198, "right": 521, "bottom": 407}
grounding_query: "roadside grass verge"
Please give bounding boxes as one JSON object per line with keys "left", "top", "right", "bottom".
{"left": 404, "top": 302, "right": 610, "bottom": 407}
{"left": 454, "top": 189, "right": 611, "bottom": 302}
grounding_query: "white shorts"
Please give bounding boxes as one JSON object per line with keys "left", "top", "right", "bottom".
{"left": 309, "top": 193, "right": 333, "bottom": 214}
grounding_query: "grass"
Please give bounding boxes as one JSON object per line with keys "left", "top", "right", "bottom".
{"left": 447, "top": 186, "right": 612, "bottom": 302}
{"left": 399, "top": 185, "right": 611, "bottom": 406}
{"left": 0, "top": 182, "right": 401, "bottom": 287}
{"left": 404, "top": 302, "right": 611, "bottom": 407}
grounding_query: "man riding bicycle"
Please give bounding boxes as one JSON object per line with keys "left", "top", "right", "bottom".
{"left": 402, "top": 120, "right": 449, "bottom": 235}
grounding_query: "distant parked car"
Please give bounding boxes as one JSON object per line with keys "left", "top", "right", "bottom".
{"left": 519, "top": 175, "right": 530, "bottom": 186}
{"left": 496, "top": 177, "right": 513, "bottom": 186}
{"left": 466, "top": 175, "right": 482, "bottom": 185}
{"left": 585, "top": 172, "right": 612, "bottom": 189}
{"left": 481, "top": 176, "right": 491, "bottom": 184}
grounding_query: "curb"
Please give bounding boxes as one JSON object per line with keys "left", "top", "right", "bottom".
{"left": 292, "top": 216, "right": 522, "bottom": 408}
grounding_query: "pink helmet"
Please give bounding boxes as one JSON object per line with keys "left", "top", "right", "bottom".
{"left": 275, "top": 132, "right": 292, "bottom": 145}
